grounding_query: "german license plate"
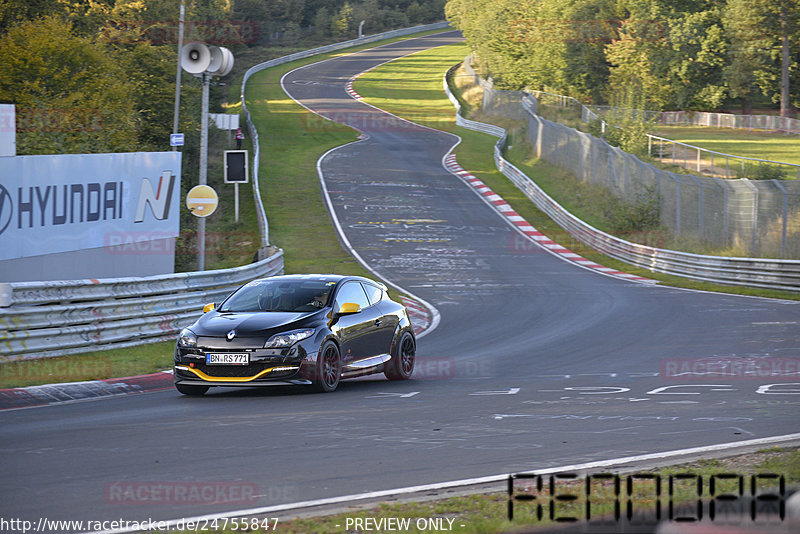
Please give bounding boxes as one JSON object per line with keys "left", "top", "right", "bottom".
{"left": 206, "top": 353, "right": 249, "bottom": 365}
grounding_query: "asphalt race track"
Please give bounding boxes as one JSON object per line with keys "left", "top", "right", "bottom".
{"left": 2, "top": 31, "right": 799, "bottom": 531}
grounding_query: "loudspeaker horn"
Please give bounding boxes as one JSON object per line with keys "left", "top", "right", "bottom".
{"left": 208, "top": 46, "right": 234, "bottom": 77}
{"left": 181, "top": 42, "right": 211, "bottom": 75}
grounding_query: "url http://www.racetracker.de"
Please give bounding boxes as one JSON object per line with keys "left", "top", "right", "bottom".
{"left": 0, "top": 516, "right": 280, "bottom": 533}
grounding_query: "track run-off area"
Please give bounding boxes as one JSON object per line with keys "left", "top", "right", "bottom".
{"left": 1, "top": 30, "right": 799, "bottom": 532}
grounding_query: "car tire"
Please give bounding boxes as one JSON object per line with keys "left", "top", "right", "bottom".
{"left": 312, "top": 340, "right": 341, "bottom": 393}
{"left": 175, "top": 383, "right": 209, "bottom": 396}
{"left": 385, "top": 331, "right": 415, "bottom": 380}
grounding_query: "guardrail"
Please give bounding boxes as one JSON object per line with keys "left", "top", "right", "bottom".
{"left": 0, "top": 251, "right": 284, "bottom": 361}
{"left": 444, "top": 65, "right": 800, "bottom": 292}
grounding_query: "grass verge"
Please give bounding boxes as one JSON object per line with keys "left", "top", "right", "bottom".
{"left": 0, "top": 28, "right": 448, "bottom": 389}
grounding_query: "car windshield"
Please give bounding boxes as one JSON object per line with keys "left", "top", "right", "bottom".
{"left": 219, "top": 279, "right": 334, "bottom": 313}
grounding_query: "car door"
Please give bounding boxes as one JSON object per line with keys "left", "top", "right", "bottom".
{"left": 333, "top": 281, "right": 381, "bottom": 364}
{"left": 361, "top": 282, "right": 396, "bottom": 352}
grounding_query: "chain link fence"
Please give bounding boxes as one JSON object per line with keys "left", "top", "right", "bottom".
{"left": 593, "top": 105, "right": 800, "bottom": 135}
{"left": 646, "top": 135, "right": 800, "bottom": 181}
{"left": 462, "top": 58, "right": 800, "bottom": 259}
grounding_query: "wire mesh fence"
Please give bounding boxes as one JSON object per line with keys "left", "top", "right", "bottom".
{"left": 461, "top": 58, "right": 800, "bottom": 259}
{"left": 646, "top": 135, "right": 800, "bottom": 181}
{"left": 593, "top": 105, "right": 800, "bottom": 135}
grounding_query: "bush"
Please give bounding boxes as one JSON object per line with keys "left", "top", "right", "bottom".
{"left": 604, "top": 187, "right": 661, "bottom": 235}
{"left": 754, "top": 164, "right": 786, "bottom": 180}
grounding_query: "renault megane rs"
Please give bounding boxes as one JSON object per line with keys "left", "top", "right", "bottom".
{"left": 173, "top": 274, "right": 416, "bottom": 394}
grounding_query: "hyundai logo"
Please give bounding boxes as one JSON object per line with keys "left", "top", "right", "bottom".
{"left": 226, "top": 330, "right": 236, "bottom": 341}
{"left": 0, "top": 184, "right": 12, "bottom": 236}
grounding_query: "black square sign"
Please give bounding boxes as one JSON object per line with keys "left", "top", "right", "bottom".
{"left": 224, "top": 150, "right": 249, "bottom": 183}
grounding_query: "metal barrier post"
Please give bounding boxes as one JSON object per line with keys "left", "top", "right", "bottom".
{"left": 772, "top": 180, "right": 789, "bottom": 258}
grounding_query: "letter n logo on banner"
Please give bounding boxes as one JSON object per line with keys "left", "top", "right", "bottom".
{"left": 135, "top": 171, "right": 176, "bottom": 222}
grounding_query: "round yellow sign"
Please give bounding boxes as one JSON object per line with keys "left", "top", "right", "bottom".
{"left": 186, "top": 185, "right": 218, "bottom": 217}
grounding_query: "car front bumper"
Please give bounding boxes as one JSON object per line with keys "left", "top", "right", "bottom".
{"left": 174, "top": 339, "right": 318, "bottom": 386}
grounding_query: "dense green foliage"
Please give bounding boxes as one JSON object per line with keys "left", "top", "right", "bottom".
{"left": 0, "top": 0, "right": 445, "bottom": 155}
{"left": 445, "top": 0, "right": 799, "bottom": 112}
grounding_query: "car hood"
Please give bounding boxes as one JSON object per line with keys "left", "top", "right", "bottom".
{"left": 193, "top": 310, "right": 323, "bottom": 337}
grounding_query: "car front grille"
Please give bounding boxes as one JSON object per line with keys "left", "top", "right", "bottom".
{"left": 197, "top": 337, "right": 266, "bottom": 350}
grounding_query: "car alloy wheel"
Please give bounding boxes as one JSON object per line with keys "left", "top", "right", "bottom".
{"left": 386, "top": 331, "right": 415, "bottom": 380}
{"left": 313, "top": 340, "right": 341, "bottom": 392}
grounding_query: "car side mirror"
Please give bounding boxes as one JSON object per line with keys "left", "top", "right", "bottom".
{"left": 336, "top": 302, "right": 361, "bottom": 316}
{"left": 203, "top": 302, "right": 216, "bottom": 313}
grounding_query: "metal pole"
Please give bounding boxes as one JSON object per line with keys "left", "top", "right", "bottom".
{"left": 772, "top": 179, "right": 789, "bottom": 258}
{"left": 171, "top": 1, "right": 185, "bottom": 151}
{"left": 198, "top": 72, "right": 209, "bottom": 271}
{"left": 234, "top": 182, "right": 239, "bottom": 223}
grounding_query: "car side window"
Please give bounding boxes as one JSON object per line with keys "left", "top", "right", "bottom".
{"left": 334, "top": 282, "right": 371, "bottom": 311}
{"left": 361, "top": 283, "right": 383, "bottom": 306}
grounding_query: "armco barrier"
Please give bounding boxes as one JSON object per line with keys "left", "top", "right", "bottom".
{"left": 0, "top": 250, "right": 284, "bottom": 361}
{"left": 444, "top": 65, "right": 800, "bottom": 292}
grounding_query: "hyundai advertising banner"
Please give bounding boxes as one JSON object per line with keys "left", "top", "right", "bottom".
{"left": 0, "top": 152, "right": 181, "bottom": 261}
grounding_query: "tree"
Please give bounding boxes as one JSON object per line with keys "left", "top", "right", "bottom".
{"left": 331, "top": 2, "right": 354, "bottom": 38}
{"left": 606, "top": 0, "right": 729, "bottom": 111}
{"left": 447, "top": 0, "right": 617, "bottom": 100}
{"left": 120, "top": 43, "right": 201, "bottom": 150}
{"left": 723, "top": 0, "right": 799, "bottom": 116}
{"left": 0, "top": 16, "right": 138, "bottom": 154}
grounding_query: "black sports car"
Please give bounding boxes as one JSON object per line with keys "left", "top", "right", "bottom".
{"left": 174, "top": 274, "right": 416, "bottom": 394}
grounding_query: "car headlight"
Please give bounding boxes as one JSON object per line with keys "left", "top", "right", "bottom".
{"left": 264, "top": 329, "right": 315, "bottom": 348}
{"left": 178, "top": 328, "right": 198, "bottom": 348}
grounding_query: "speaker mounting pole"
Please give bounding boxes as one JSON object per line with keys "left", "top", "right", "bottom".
{"left": 198, "top": 71, "right": 210, "bottom": 270}
{"left": 180, "top": 42, "right": 234, "bottom": 271}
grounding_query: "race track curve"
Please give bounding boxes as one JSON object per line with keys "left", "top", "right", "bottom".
{"left": 1, "top": 30, "right": 799, "bottom": 531}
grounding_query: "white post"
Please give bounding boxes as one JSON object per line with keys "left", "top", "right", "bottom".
{"left": 171, "top": 2, "right": 185, "bottom": 152}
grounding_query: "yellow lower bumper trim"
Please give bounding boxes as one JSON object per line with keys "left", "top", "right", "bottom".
{"left": 178, "top": 365, "right": 284, "bottom": 383}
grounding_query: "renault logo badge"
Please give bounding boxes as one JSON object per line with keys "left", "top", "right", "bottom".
{"left": 226, "top": 330, "right": 236, "bottom": 341}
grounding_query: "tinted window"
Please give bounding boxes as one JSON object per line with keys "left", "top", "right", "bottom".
{"left": 220, "top": 279, "right": 334, "bottom": 312}
{"left": 362, "top": 283, "right": 383, "bottom": 305}
{"left": 334, "top": 282, "right": 370, "bottom": 310}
